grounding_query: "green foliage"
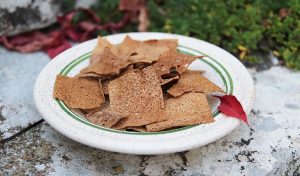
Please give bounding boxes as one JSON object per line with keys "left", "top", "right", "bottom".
{"left": 91, "top": 0, "right": 137, "bottom": 32}
{"left": 61, "top": 0, "right": 76, "bottom": 13}
{"left": 147, "top": 0, "right": 300, "bottom": 69}
{"left": 91, "top": 0, "right": 121, "bottom": 23}
{"left": 92, "top": 0, "right": 300, "bottom": 69}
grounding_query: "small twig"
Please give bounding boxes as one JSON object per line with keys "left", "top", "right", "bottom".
{"left": 178, "top": 151, "right": 189, "bottom": 166}
{"left": 0, "top": 119, "right": 44, "bottom": 144}
{"left": 139, "top": 155, "right": 149, "bottom": 174}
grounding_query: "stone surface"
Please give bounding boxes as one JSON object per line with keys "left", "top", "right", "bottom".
{"left": 0, "top": 48, "right": 49, "bottom": 138}
{"left": 0, "top": 0, "right": 97, "bottom": 36}
{"left": 0, "top": 0, "right": 62, "bottom": 36}
{"left": 1, "top": 47, "right": 300, "bottom": 175}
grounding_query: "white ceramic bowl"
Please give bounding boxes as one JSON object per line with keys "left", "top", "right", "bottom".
{"left": 34, "top": 32, "right": 254, "bottom": 155}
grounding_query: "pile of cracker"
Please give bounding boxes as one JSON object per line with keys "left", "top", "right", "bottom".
{"left": 53, "top": 36, "right": 224, "bottom": 132}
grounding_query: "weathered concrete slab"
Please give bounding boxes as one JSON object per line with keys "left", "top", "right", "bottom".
{"left": 0, "top": 0, "right": 62, "bottom": 36}
{"left": 0, "top": 0, "right": 97, "bottom": 36}
{"left": 1, "top": 47, "right": 300, "bottom": 175}
{"left": 0, "top": 47, "right": 49, "bottom": 138}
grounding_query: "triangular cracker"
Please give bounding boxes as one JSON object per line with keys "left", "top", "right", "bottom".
{"left": 90, "top": 37, "right": 119, "bottom": 63}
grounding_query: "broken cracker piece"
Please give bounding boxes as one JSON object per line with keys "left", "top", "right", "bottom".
{"left": 118, "top": 36, "right": 178, "bottom": 63}
{"left": 90, "top": 37, "right": 119, "bottom": 63}
{"left": 152, "top": 50, "right": 200, "bottom": 82}
{"left": 108, "top": 66, "right": 166, "bottom": 129}
{"left": 161, "top": 76, "right": 180, "bottom": 85}
{"left": 85, "top": 100, "right": 128, "bottom": 128}
{"left": 146, "top": 93, "right": 214, "bottom": 132}
{"left": 145, "top": 39, "right": 177, "bottom": 50}
{"left": 81, "top": 47, "right": 130, "bottom": 76}
{"left": 76, "top": 72, "right": 102, "bottom": 78}
{"left": 53, "top": 75, "right": 105, "bottom": 109}
{"left": 167, "top": 70, "right": 224, "bottom": 97}
{"left": 86, "top": 109, "right": 128, "bottom": 128}
{"left": 81, "top": 107, "right": 101, "bottom": 114}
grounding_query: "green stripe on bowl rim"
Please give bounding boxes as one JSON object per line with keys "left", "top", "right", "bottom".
{"left": 55, "top": 46, "right": 234, "bottom": 135}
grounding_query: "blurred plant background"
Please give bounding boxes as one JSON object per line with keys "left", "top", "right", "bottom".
{"left": 91, "top": 0, "right": 300, "bottom": 69}
{"left": 1, "top": 0, "right": 299, "bottom": 70}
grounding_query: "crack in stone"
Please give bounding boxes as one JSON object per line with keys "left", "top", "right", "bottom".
{"left": 0, "top": 105, "right": 6, "bottom": 122}
{"left": 293, "top": 165, "right": 300, "bottom": 176}
{"left": 0, "top": 124, "right": 56, "bottom": 175}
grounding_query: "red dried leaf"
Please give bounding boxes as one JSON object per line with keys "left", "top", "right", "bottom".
{"left": 0, "top": 6, "right": 142, "bottom": 57}
{"left": 77, "top": 7, "right": 100, "bottom": 23}
{"left": 0, "top": 31, "right": 64, "bottom": 53}
{"left": 65, "top": 28, "right": 82, "bottom": 41}
{"left": 46, "top": 40, "right": 71, "bottom": 59}
{"left": 216, "top": 95, "right": 248, "bottom": 125}
{"left": 79, "top": 21, "right": 98, "bottom": 31}
{"left": 102, "top": 12, "right": 132, "bottom": 31}
{"left": 57, "top": 8, "right": 102, "bottom": 42}
{"left": 47, "top": 31, "right": 65, "bottom": 47}
{"left": 9, "top": 32, "right": 45, "bottom": 45}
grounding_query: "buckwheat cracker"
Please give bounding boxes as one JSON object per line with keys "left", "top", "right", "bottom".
{"left": 168, "top": 70, "right": 224, "bottom": 97}
{"left": 146, "top": 93, "right": 214, "bottom": 132}
{"left": 53, "top": 75, "right": 104, "bottom": 109}
{"left": 90, "top": 37, "right": 119, "bottom": 63}
{"left": 81, "top": 47, "right": 130, "bottom": 76}
{"left": 152, "top": 50, "right": 200, "bottom": 82}
{"left": 118, "top": 36, "right": 178, "bottom": 63}
{"left": 108, "top": 66, "right": 166, "bottom": 129}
